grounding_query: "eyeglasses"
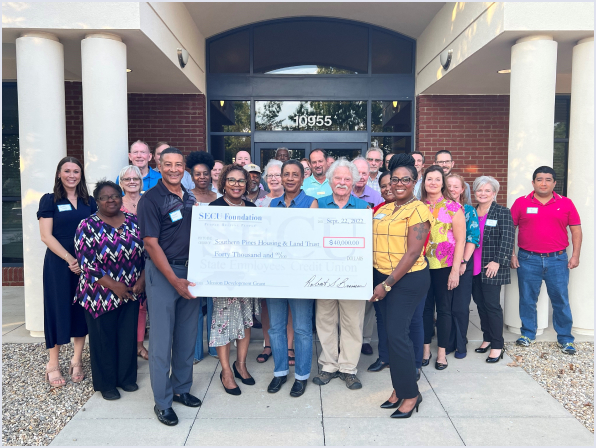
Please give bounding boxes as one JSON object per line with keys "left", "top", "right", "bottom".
{"left": 436, "top": 160, "right": 452, "bottom": 165}
{"left": 121, "top": 177, "right": 140, "bottom": 182}
{"left": 390, "top": 177, "right": 413, "bottom": 185}
{"left": 98, "top": 194, "right": 121, "bottom": 201}
{"left": 266, "top": 174, "right": 281, "bottom": 179}
{"left": 366, "top": 158, "right": 383, "bottom": 163}
{"left": 226, "top": 177, "right": 247, "bottom": 186}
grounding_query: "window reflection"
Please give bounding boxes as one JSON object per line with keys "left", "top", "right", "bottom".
{"left": 210, "top": 135, "right": 251, "bottom": 166}
{"left": 209, "top": 30, "right": 250, "bottom": 74}
{"left": 371, "top": 101, "right": 412, "bottom": 133}
{"left": 210, "top": 101, "right": 251, "bottom": 133}
{"left": 260, "top": 148, "right": 305, "bottom": 169}
{"left": 371, "top": 29, "right": 413, "bottom": 74}
{"left": 371, "top": 137, "right": 412, "bottom": 157}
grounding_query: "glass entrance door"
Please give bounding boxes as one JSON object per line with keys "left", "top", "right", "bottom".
{"left": 310, "top": 142, "right": 367, "bottom": 162}
{"left": 254, "top": 143, "right": 309, "bottom": 169}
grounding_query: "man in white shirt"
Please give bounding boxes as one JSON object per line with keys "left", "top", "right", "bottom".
{"left": 154, "top": 141, "right": 194, "bottom": 191}
{"left": 365, "top": 147, "right": 384, "bottom": 193}
{"left": 411, "top": 151, "right": 425, "bottom": 200}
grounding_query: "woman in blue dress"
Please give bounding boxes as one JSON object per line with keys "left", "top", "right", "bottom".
{"left": 37, "top": 157, "right": 97, "bottom": 387}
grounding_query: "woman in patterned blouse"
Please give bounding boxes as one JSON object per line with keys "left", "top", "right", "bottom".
{"left": 75, "top": 180, "right": 145, "bottom": 401}
{"left": 420, "top": 166, "right": 466, "bottom": 371}
{"left": 446, "top": 174, "right": 480, "bottom": 359}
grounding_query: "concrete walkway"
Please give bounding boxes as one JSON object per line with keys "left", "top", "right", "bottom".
{"left": 2, "top": 287, "right": 594, "bottom": 446}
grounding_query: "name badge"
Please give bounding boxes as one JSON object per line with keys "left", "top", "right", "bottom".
{"left": 486, "top": 219, "right": 497, "bottom": 227}
{"left": 317, "top": 191, "right": 326, "bottom": 195}
{"left": 169, "top": 210, "right": 183, "bottom": 222}
{"left": 57, "top": 204, "right": 72, "bottom": 212}
{"left": 374, "top": 214, "right": 386, "bottom": 220}
{"left": 527, "top": 207, "right": 538, "bottom": 214}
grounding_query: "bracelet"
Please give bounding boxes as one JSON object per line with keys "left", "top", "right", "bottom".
{"left": 64, "top": 253, "right": 69, "bottom": 261}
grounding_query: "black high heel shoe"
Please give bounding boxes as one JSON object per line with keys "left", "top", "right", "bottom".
{"left": 390, "top": 394, "right": 423, "bottom": 419}
{"left": 475, "top": 343, "right": 491, "bottom": 353}
{"left": 220, "top": 372, "right": 241, "bottom": 396}
{"left": 380, "top": 398, "right": 404, "bottom": 409}
{"left": 421, "top": 352, "right": 432, "bottom": 367}
{"left": 233, "top": 361, "right": 255, "bottom": 385}
{"left": 486, "top": 348, "right": 504, "bottom": 363}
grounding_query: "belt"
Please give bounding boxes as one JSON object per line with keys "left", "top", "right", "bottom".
{"left": 168, "top": 259, "right": 189, "bottom": 266}
{"left": 519, "top": 248, "right": 564, "bottom": 258}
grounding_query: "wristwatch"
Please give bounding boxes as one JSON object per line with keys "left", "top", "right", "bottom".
{"left": 381, "top": 281, "right": 392, "bottom": 292}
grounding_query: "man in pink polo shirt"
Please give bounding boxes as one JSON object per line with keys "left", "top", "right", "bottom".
{"left": 510, "top": 166, "right": 582, "bottom": 355}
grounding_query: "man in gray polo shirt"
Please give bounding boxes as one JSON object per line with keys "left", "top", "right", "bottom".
{"left": 138, "top": 147, "right": 202, "bottom": 427}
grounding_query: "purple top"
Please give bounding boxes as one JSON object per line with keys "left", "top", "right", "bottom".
{"left": 474, "top": 214, "right": 488, "bottom": 276}
{"left": 352, "top": 184, "right": 383, "bottom": 208}
{"left": 74, "top": 213, "right": 145, "bottom": 318}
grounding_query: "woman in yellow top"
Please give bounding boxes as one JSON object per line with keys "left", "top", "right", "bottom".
{"left": 371, "top": 153, "right": 433, "bottom": 419}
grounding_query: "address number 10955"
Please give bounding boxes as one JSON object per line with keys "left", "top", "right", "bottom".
{"left": 294, "top": 115, "right": 332, "bottom": 128}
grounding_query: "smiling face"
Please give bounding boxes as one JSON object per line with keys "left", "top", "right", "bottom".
{"left": 281, "top": 164, "right": 304, "bottom": 194}
{"left": 353, "top": 159, "right": 369, "bottom": 189}
{"left": 225, "top": 169, "right": 247, "bottom": 200}
{"left": 235, "top": 151, "right": 251, "bottom": 167}
{"left": 59, "top": 162, "right": 82, "bottom": 190}
{"left": 446, "top": 177, "right": 465, "bottom": 203}
{"left": 121, "top": 168, "right": 141, "bottom": 194}
{"left": 475, "top": 182, "right": 496, "bottom": 205}
{"left": 330, "top": 166, "right": 353, "bottom": 199}
{"left": 412, "top": 153, "right": 424, "bottom": 177}
{"left": 300, "top": 160, "right": 311, "bottom": 177}
{"left": 160, "top": 153, "right": 184, "bottom": 186}
{"left": 435, "top": 152, "right": 453, "bottom": 175}
{"left": 192, "top": 163, "right": 211, "bottom": 190}
{"left": 97, "top": 185, "right": 122, "bottom": 217}
{"left": 129, "top": 142, "right": 152, "bottom": 170}
{"left": 211, "top": 161, "right": 223, "bottom": 183}
{"left": 265, "top": 165, "right": 282, "bottom": 191}
{"left": 532, "top": 172, "right": 556, "bottom": 196}
{"left": 424, "top": 169, "right": 444, "bottom": 196}
{"left": 390, "top": 167, "right": 415, "bottom": 201}
{"left": 276, "top": 149, "right": 290, "bottom": 162}
{"left": 366, "top": 149, "right": 383, "bottom": 175}
{"left": 248, "top": 171, "right": 261, "bottom": 192}
{"left": 379, "top": 174, "right": 396, "bottom": 203}
{"left": 309, "top": 150, "right": 327, "bottom": 178}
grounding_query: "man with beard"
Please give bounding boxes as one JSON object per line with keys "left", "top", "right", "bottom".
{"left": 365, "top": 147, "right": 384, "bottom": 193}
{"left": 302, "top": 148, "right": 332, "bottom": 199}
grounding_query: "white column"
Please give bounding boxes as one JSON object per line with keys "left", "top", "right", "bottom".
{"left": 16, "top": 32, "right": 67, "bottom": 337}
{"left": 567, "top": 37, "right": 594, "bottom": 336}
{"left": 504, "top": 35, "right": 558, "bottom": 335}
{"left": 81, "top": 33, "right": 128, "bottom": 187}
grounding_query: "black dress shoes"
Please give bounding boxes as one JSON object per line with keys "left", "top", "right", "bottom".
{"left": 475, "top": 343, "right": 491, "bottom": 353}
{"left": 390, "top": 394, "right": 423, "bottom": 419}
{"left": 101, "top": 389, "right": 121, "bottom": 400}
{"left": 220, "top": 372, "right": 241, "bottom": 396}
{"left": 361, "top": 343, "right": 373, "bottom": 355}
{"left": 435, "top": 360, "right": 448, "bottom": 371}
{"left": 233, "top": 361, "right": 255, "bottom": 385}
{"left": 154, "top": 405, "right": 178, "bottom": 426}
{"left": 486, "top": 348, "right": 505, "bottom": 363}
{"left": 367, "top": 358, "right": 390, "bottom": 372}
{"left": 290, "top": 379, "right": 307, "bottom": 397}
{"left": 121, "top": 383, "right": 138, "bottom": 392}
{"left": 380, "top": 398, "right": 403, "bottom": 409}
{"left": 416, "top": 368, "right": 421, "bottom": 382}
{"left": 267, "top": 375, "right": 287, "bottom": 393}
{"left": 421, "top": 353, "right": 432, "bottom": 367}
{"left": 173, "top": 392, "right": 202, "bottom": 407}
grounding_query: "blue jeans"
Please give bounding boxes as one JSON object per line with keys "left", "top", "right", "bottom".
{"left": 517, "top": 249, "right": 574, "bottom": 344}
{"left": 266, "top": 298, "right": 314, "bottom": 380}
{"left": 194, "top": 298, "right": 217, "bottom": 361}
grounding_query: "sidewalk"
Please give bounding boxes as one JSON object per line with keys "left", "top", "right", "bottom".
{"left": 3, "top": 287, "right": 594, "bottom": 446}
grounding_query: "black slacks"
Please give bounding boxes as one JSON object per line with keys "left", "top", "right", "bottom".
{"left": 422, "top": 280, "right": 435, "bottom": 345}
{"left": 85, "top": 299, "right": 139, "bottom": 392}
{"left": 448, "top": 258, "right": 474, "bottom": 354}
{"left": 376, "top": 267, "right": 430, "bottom": 400}
{"left": 471, "top": 275, "right": 504, "bottom": 349}
{"left": 428, "top": 267, "right": 454, "bottom": 349}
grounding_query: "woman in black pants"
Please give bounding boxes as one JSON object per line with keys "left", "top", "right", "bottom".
{"left": 471, "top": 176, "right": 514, "bottom": 362}
{"left": 371, "top": 154, "right": 432, "bottom": 419}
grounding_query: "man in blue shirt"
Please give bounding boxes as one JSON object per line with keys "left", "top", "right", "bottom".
{"left": 116, "top": 140, "right": 162, "bottom": 194}
{"left": 302, "top": 148, "right": 332, "bottom": 199}
{"left": 314, "top": 159, "right": 368, "bottom": 393}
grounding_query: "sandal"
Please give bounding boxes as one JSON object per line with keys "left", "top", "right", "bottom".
{"left": 45, "top": 365, "right": 66, "bottom": 388}
{"left": 69, "top": 362, "right": 85, "bottom": 383}
{"left": 137, "top": 346, "right": 149, "bottom": 361}
{"left": 257, "top": 346, "right": 272, "bottom": 363}
{"left": 288, "top": 348, "right": 295, "bottom": 366}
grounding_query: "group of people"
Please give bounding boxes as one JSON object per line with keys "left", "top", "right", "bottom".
{"left": 38, "top": 140, "right": 583, "bottom": 425}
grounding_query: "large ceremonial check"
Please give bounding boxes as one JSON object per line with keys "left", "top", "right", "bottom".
{"left": 187, "top": 206, "right": 373, "bottom": 300}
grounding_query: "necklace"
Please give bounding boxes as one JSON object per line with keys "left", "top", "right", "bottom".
{"left": 393, "top": 196, "right": 415, "bottom": 213}
{"left": 224, "top": 197, "right": 244, "bottom": 207}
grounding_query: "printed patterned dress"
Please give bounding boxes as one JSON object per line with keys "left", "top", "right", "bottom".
{"left": 425, "top": 196, "right": 463, "bottom": 269}
{"left": 74, "top": 212, "right": 145, "bottom": 318}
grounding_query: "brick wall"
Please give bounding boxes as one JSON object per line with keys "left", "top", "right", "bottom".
{"left": 65, "top": 82, "right": 84, "bottom": 161}
{"left": 416, "top": 95, "right": 510, "bottom": 205}
{"left": 3, "top": 267, "right": 24, "bottom": 286}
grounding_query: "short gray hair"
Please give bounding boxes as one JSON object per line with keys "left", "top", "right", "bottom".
{"left": 326, "top": 157, "right": 360, "bottom": 183}
{"left": 365, "top": 147, "right": 383, "bottom": 160}
{"left": 473, "top": 176, "right": 500, "bottom": 198}
{"left": 352, "top": 156, "right": 370, "bottom": 171}
{"left": 263, "top": 159, "right": 282, "bottom": 178}
{"left": 275, "top": 147, "right": 289, "bottom": 156}
{"left": 118, "top": 165, "right": 144, "bottom": 192}
{"left": 129, "top": 140, "right": 150, "bottom": 153}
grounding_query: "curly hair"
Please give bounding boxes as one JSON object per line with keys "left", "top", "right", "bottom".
{"left": 93, "top": 179, "right": 123, "bottom": 201}
{"left": 186, "top": 151, "right": 215, "bottom": 173}
{"left": 217, "top": 163, "right": 248, "bottom": 196}
{"left": 388, "top": 153, "right": 418, "bottom": 180}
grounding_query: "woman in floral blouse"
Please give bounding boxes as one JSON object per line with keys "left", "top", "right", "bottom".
{"left": 446, "top": 174, "right": 480, "bottom": 359}
{"left": 420, "top": 166, "right": 466, "bottom": 371}
{"left": 75, "top": 180, "right": 145, "bottom": 401}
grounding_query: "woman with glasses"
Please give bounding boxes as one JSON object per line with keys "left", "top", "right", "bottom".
{"left": 118, "top": 165, "right": 149, "bottom": 362}
{"left": 300, "top": 158, "right": 312, "bottom": 178}
{"left": 421, "top": 166, "right": 466, "bottom": 371}
{"left": 38, "top": 157, "right": 96, "bottom": 387}
{"left": 75, "top": 180, "right": 145, "bottom": 400}
{"left": 209, "top": 163, "right": 260, "bottom": 395}
{"left": 186, "top": 151, "right": 221, "bottom": 363}
{"left": 371, "top": 153, "right": 432, "bottom": 418}
{"left": 255, "top": 159, "right": 284, "bottom": 208}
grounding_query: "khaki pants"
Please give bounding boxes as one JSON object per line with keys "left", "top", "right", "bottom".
{"left": 316, "top": 299, "right": 366, "bottom": 375}
{"left": 362, "top": 300, "right": 376, "bottom": 344}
